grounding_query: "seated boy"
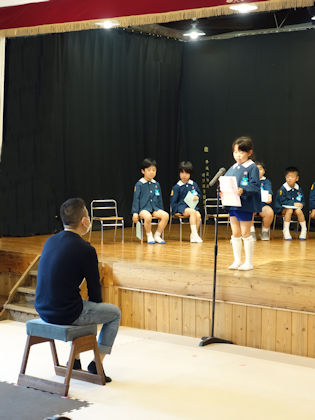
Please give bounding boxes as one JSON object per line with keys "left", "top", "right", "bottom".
{"left": 310, "top": 182, "right": 315, "bottom": 219}
{"left": 274, "top": 166, "right": 306, "bottom": 240}
{"left": 132, "top": 158, "right": 169, "bottom": 244}
{"left": 170, "top": 161, "right": 202, "bottom": 243}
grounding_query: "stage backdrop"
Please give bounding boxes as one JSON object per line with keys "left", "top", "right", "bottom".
{"left": 1, "top": 28, "right": 315, "bottom": 235}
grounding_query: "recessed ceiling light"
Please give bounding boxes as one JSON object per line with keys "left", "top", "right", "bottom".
{"left": 96, "top": 21, "right": 120, "bottom": 29}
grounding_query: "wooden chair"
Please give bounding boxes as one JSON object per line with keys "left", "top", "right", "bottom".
{"left": 89, "top": 199, "right": 124, "bottom": 243}
{"left": 169, "top": 207, "right": 202, "bottom": 242}
{"left": 203, "top": 198, "right": 229, "bottom": 238}
{"left": 18, "top": 319, "right": 106, "bottom": 396}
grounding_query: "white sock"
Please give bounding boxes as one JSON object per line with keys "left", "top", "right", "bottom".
{"left": 250, "top": 225, "right": 255, "bottom": 233}
{"left": 300, "top": 221, "right": 306, "bottom": 233}
{"left": 191, "top": 225, "right": 198, "bottom": 235}
{"left": 283, "top": 221, "right": 292, "bottom": 239}
{"left": 229, "top": 236, "right": 242, "bottom": 269}
{"left": 147, "top": 232, "right": 155, "bottom": 243}
{"left": 238, "top": 236, "right": 253, "bottom": 270}
{"left": 154, "top": 231, "right": 165, "bottom": 243}
{"left": 262, "top": 226, "right": 269, "bottom": 233}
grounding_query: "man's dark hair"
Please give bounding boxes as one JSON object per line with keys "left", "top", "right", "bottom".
{"left": 285, "top": 166, "right": 299, "bottom": 176}
{"left": 141, "top": 158, "right": 157, "bottom": 170}
{"left": 60, "top": 198, "right": 87, "bottom": 227}
{"left": 179, "top": 161, "right": 193, "bottom": 174}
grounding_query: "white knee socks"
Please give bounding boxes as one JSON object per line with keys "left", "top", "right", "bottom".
{"left": 190, "top": 224, "right": 203, "bottom": 243}
{"left": 238, "top": 236, "right": 253, "bottom": 271}
{"left": 283, "top": 221, "right": 292, "bottom": 240}
{"left": 229, "top": 236, "right": 242, "bottom": 269}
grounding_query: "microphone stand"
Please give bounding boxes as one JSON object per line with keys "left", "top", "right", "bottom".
{"left": 199, "top": 180, "right": 233, "bottom": 346}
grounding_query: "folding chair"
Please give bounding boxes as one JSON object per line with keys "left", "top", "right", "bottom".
{"left": 89, "top": 199, "right": 124, "bottom": 243}
{"left": 132, "top": 217, "right": 164, "bottom": 243}
{"left": 169, "top": 207, "right": 202, "bottom": 242}
{"left": 272, "top": 213, "right": 299, "bottom": 236}
{"left": 308, "top": 210, "right": 314, "bottom": 232}
{"left": 203, "top": 198, "right": 229, "bottom": 238}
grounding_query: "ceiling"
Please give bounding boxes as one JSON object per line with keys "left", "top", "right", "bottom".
{"left": 131, "top": 6, "right": 315, "bottom": 40}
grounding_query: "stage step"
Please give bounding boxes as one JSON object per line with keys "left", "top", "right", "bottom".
{"left": 0, "top": 256, "right": 40, "bottom": 322}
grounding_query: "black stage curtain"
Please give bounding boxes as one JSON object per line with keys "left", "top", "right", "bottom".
{"left": 179, "top": 30, "right": 315, "bottom": 202}
{"left": 0, "top": 30, "right": 183, "bottom": 235}
{"left": 1, "top": 29, "right": 315, "bottom": 236}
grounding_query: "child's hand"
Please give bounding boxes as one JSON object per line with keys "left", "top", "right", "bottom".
{"left": 132, "top": 213, "right": 139, "bottom": 223}
{"left": 294, "top": 202, "right": 303, "bottom": 208}
{"left": 238, "top": 188, "right": 243, "bottom": 196}
{"left": 266, "top": 194, "right": 272, "bottom": 204}
{"left": 311, "top": 209, "right": 315, "bottom": 218}
{"left": 193, "top": 196, "right": 199, "bottom": 201}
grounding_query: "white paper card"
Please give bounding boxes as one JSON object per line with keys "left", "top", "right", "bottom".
{"left": 283, "top": 205, "right": 298, "bottom": 209}
{"left": 184, "top": 191, "right": 198, "bottom": 209}
{"left": 261, "top": 189, "right": 269, "bottom": 203}
{"left": 136, "top": 221, "right": 142, "bottom": 240}
{"left": 219, "top": 176, "right": 241, "bottom": 207}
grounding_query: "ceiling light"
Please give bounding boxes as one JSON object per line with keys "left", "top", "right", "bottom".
{"left": 183, "top": 21, "right": 206, "bottom": 40}
{"left": 229, "top": 3, "right": 258, "bottom": 13}
{"left": 96, "top": 20, "right": 120, "bottom": 29}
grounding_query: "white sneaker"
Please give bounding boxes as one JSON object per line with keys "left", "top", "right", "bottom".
{"left": 190, "top": 233, "right": 203, "bottom": 243}
{"left": 238, "top": 262, "right": 253, "bottom": 271}
{"left": 154, "top": 233, "right": 166, "bottom": 244}
{"left": 228, "top": 262, "right": 241, "bottom": 270}
{"left": 147, "top": 233, "right": 155, "bottom": 244}
{"left": 283, "top": 230, "right": 292, "bottom": 241}
{"left": 299, "top": 231, "right": 307, "bottom": 241}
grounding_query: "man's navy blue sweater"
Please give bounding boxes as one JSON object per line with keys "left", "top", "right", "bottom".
{"left": 35, "top": 230, "right": 102, "bottom": 325}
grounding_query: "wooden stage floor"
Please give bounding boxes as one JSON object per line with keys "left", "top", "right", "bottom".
{"left": 0, "top": 225, "right": 314, "bottom": 314}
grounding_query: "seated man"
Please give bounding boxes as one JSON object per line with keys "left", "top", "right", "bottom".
{"left": 35, "top": 197, "right": 121, "bottom": 382}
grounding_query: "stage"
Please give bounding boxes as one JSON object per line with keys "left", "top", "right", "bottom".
{"left": 1, "top": 224, "right": 315, "bottom": 358}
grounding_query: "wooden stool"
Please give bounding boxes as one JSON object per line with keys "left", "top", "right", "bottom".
{"left": 18, "top": 319, "right": 106, "bottom": 396}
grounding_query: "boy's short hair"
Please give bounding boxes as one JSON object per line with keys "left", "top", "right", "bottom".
{"left": 285, "top": 166, "right": 299, "bottom": 176}
{"left": 141, "top": 158, "right": 157, "bottom": 170}
{"left": 60, "top": 198, "right": 87, "bottom": 228}
{"left": 179, "top": 161, "right": 193, "bottom": 174}
{"left": 232, "top": 136, "right": 253, "bottom": 153}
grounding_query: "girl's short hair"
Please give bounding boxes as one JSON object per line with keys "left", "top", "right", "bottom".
{"left": 255, "top": 161, "right": 265, "bottom": 171}
{"left": 179, "top": 161, "right": 193, "bottom": 174}
{"left": 141, "top": 158, "right": 157, "bottom": 170}
{"left": 232, "top": 136, "right": 254, "bottom": 153}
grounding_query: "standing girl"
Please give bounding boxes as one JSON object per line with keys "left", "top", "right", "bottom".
{"left": 223, "top": 137, "right": 261, "bottom": 270}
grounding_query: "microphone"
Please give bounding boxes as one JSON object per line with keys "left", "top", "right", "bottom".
{"left": 209, "top": 167, "right": 226, "bottom": 187}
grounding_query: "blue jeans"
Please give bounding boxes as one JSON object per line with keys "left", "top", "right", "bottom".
{"left": 72, "top": 300, "right": 121, "bottom": 354}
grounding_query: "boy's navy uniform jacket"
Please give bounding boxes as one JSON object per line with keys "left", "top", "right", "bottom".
{"left": 224, "top": 159, "right": 262, "bottom": 213}
{"left": 274, "top": 182, "right": 305, "bottom": 214}
{"left": 260, "top": 176, "right": 273, "bottom": 206}
{"left": 132, "top": 177, "right": 164, "bottom": 214}
{"left": 310, "top": 182, "right": 315, "bottom": 210}
{"left": 170, "top": 180, "right": 201, "bottom": 214}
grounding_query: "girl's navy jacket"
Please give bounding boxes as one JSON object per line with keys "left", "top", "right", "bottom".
{"left": 224, "top": 159, "right": 262, "bottom": 213}
{"left": 132, "top": 177, "right": 164, "bottom": 214}
{"left": 274, "top": 182, "right": 305, "bottom": 214}
{"left": 170, "top": 180, "right": 201, "bottom": 214}
{"left": 310, "top": 182, "right": 315, "bottom": 210}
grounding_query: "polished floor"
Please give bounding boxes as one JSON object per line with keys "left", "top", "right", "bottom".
{"left": 1, "top": 320, "right": 315, "bottom": 420}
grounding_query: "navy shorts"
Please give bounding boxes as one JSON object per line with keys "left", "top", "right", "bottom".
{"left": 229, "top": 210, "right": 253, "bottom": 222}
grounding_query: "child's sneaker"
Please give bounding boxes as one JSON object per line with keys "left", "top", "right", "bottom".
{"left": 154, "top": 233, "right": 166, "bottom": 244}
{"left": 190, "top": 233, "right": 203, "bottom": 243}
{"left": 283, "top": 230, "right": 292, "bottom": 240}
{"left": 147, "top": 233, "right": 155, "bottom": 244}
{"left": 259, "top": 230, "right": 270, "bottom": 241}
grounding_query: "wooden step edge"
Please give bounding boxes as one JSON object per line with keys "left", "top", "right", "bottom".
{"left": 4, "top": 303, "right": 38, "bottom": 315}
{"left": 17, "top": 287, "right": 36, "bottom": 295}
{"left": 29, "top": 270, "right": 38, "bottom": 276}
